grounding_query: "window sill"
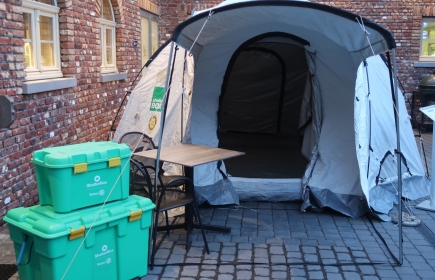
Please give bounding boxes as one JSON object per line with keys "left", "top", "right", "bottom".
{"left": 414, "top": 61, "right": 435, "bottom": 68}
{"left": 22, "top": 77, "right": 77, "bottom": 94}
{"left": 99, "top": 72, "right": 127, "bottom": 83}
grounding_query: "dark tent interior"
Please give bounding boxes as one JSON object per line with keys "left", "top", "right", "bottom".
{"left": 218, "top": 35, "right": 311, "bottom": 178}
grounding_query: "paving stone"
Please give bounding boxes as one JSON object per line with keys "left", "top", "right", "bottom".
{"left": 271, "top": 271, "right": 288, "bottom": 279}
{"left": 308, "top": 270, "right": 324, "bottom": 279}
{"left": 415, "top": 268, "right": 435, "bottom": 278}
{"left": 319, "top": 249, "right": 335, "bottom": 259}
{"left": 161, "top": 266, "right": 181, "bottom": 278}
{"left": 238, "top": 243, "right": 252, "bottom": 250}
{"left": 270, "top": 255, "right": 286, "bottom": 263}
{"left": 254, "top": 257, "right": 269, "bottom": 264}
{"left": 290, "top": 268, "right": 305, "bottom": 277}
{"left": 336, "top": 253, "right": 352, "bottom": 261}
{"left": 326, "top": 273, "right": 344, "bottom": 280}
{"left": 254, "top": 267, "right": 270, "bottom": 276}
{"left": 301, "top": 239, "right": 319, "bottom": 246}
{"left": 236, "top": 270, "right": 252, "bottom": 279}
{"left": 249, "top": 237, "right": 266, "bottom": 244}
{"left": 141, "top": 275, "right": 160, "bottom": 280}
{"left": 270, "top": 245, "right": 284, "bottom": 254}
{"left": 304, "top": 254, "right": 319, "bottom": 263}
{"left": 236, "top": 265, "right": 252, "bottom": 270}
{"left": 324, "top": 266, "right": 339, "bottom": 273}
{"left": 343, "top": 271, "right": 362, "bottom": 280}
{"left": 181, "top": 266, "right": 199, "bottom": 277}
{"left": 333, "top": 247, "right": 349, "bottom": 253}
{"left": 254, "top": 248, "right": 268, "bottom": 256}
{"left": 219, "top": 265, "right": 235, "bottom": 274}
{"left": 362, "top": 277, "right": 380, "bottom": 280}
{"left": 394, "top": 266, "right": 418, "bottom": 275}
{"left": 220, "top": 255, "right": 235, "bottom": 262}
{"left": 302, "top": 246, "right": 317, "bottom": 254}
{"left": 237, "top": 250, "right": 252, "bottom": 260}
{"left": 200, "top": 270, "right": 216, "bottom": 277}
{"left": 217, "top": 274, "right": 234, "bottom": 280}
{"left": 168, "top": 255, "right": 186, "bottom": 263}
{"left": 376, "top": 269, "right": 400, "bottom": 278}
{"left": 358, "top": 265, "right": 376, "bottom": 275}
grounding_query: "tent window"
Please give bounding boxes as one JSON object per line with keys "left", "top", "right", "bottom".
{"left": 420, "top": 18, "right": 435, "bottom": 61}
{"left": 141, "top": 10, "right": 159, "bottom": 65}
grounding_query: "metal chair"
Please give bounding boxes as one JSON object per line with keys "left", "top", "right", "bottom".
{"left": 119, "top": 131, "right": 183, "bottom": 194}
{"left": 130, "top": 159, "right": 209, "bottom": 270}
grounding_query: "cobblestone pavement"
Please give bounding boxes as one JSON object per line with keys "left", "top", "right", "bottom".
{"left": 1, "top": 131, "right": 435, "bottom": 280}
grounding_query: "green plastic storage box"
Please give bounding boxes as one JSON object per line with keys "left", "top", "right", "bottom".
{"left": 4, "top": 195, "right": 155, "bottom": 280}
{"left": 31, "top": 141, "right": 131, "bottom": 213}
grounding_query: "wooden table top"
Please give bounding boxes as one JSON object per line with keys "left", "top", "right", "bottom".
{"left": 134, "top": 144, "right": 245, "bottom": 167}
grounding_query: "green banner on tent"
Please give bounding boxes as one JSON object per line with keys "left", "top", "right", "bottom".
{"left": 150, "top": 87, "right": 164, "bottom": 112}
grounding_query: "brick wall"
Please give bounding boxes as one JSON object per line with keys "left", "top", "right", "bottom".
{"left": 0, "top": 0, "right": 143, "bottom": 228}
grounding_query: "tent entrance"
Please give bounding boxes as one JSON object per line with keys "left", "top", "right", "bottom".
{"left": 218, "top": 36, "right": 310, "bottom": 178}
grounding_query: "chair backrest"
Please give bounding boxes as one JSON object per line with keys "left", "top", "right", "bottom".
{"left": 119, "top": 131, "right": 156, "bottom": 153}
{"left": 119, "top": 131, "right": 162, "bottom": 174}
{"left": 130, "top": 158, "right": 155, "bottom": 199}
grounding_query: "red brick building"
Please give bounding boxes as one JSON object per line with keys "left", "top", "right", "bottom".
{"left": 1, "top": 0, "right": 435, "bottom": 227}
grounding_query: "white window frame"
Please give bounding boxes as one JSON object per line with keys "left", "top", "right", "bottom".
{"left": 22, "top": 0, "right": 62, "bottom": 81}
{"left": 100, "top": 1, "right": 117, "bottom": 74}
{"left": 420, "top": 18, "right": 435, "bottom": 62}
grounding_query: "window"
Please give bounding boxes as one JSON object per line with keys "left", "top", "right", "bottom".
{"left": 22, "top": 0, "right": 61, "bottom": 81}
{"left": 141, "top": 10, "right": 159, "bottom": 65}
{"left": 101, "top": 0, "right": 117, "bottom": 73}
{"left": 420, "top": 18, "right": 435, "bottom": 61}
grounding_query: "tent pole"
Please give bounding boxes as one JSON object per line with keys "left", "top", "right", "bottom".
{"left": 155, "top": 41, "right": 175, "bottom": 196}
{"left": 392, "top": 49, "right": 403, "bottom": 265}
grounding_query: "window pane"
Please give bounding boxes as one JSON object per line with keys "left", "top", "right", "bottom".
{"left": 41, "top": 43, "right": 54, "bottom": 67}
{"left": 141, "top": 17, "right": 150, "bottom": 63}
{"left": 23, "top": 13, "right": 34, "bottom": 68}
{"left": 37, "top": 0, "right": 54, "bottom": 5}
{"left": 102, "top": 0, "right": 113, "bottom": 21}
{"left": 421, "top": 20, "right": 435, "bottom": 57}
{"left": 39, "top": 16, "right": 53, "bottom": 41}
{"left": 106, "top": 29, "right": 113, "bottom": 65}
{"left": 39, "top": 16, "right": 54, "bottom": 67}
{"left": 151, "top": 20, "right": 158, "bottom": 55}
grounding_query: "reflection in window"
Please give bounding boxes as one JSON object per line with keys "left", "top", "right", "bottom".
{"left": 421, "top": 18, "right": 435, "bottom": 59}
{"left": 40, "top": 16, "right": 54, "bottom": 67}
{"left": 23, "top": 12, "right": 34, "bottom": 68}
{"left": 106, "top": 29, "right": 113, "bottom": 65}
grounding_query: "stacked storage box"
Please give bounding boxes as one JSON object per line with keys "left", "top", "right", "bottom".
{"left": 5, "top": 141, "right": 155, "bottom": 280}
{"left": 31, "top": 141, "right": 132, "bottom": 213}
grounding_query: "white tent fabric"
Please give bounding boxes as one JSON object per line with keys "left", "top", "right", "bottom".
{"left": 115, "top": 0, "right": 428, "bottom": 218}
{"left": 354, "top": 55, "right": 429, "bottom": 217}
{"left": 114, "top": 42, "right": 193, "bottom": 175}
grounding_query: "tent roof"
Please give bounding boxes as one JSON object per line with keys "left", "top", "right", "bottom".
{"left": 172, "top": 0, "right": 395, "bottom": 59}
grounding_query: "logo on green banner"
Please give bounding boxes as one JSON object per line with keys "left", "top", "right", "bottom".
{"left": 150, "top": 87, "right": 164, "bottom": 112}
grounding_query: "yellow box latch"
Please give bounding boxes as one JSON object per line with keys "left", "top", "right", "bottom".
{"left": 108, "top": 157, "right": 121, "bottom": 168}
{"left": 129, "top": 209, "right": 143, "bottom": 222}
{"left": 69, "top": 226, "right": 86, "bottom": 240}
{"left": 74, "top": 163, "right": 88, "bottom": 174}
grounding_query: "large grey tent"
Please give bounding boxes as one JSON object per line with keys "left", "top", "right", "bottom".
{"left": 114, "top": 0, "right": 429, "bottom": 219}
